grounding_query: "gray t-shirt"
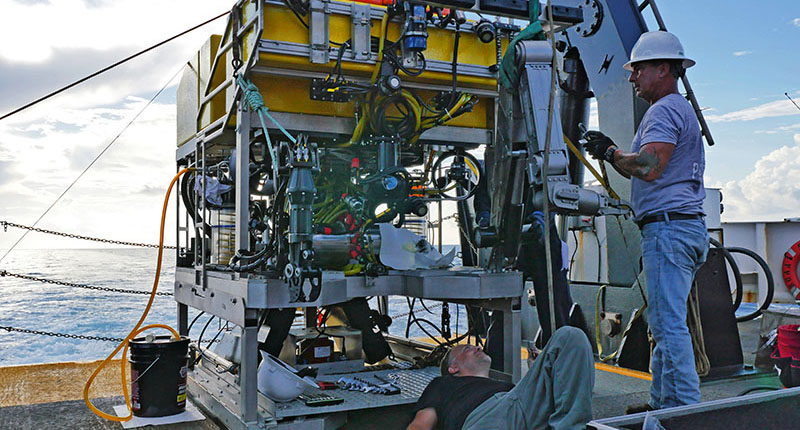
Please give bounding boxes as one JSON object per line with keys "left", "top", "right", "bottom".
{"left": 630, "top": 93, "right": 705, "bottom": 220}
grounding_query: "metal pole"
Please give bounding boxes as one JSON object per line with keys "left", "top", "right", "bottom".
{"left": 645, "top": 0, "right": 715, "bottom": 146}
{"left": 438, "top": 200, "right": 443, "bottom": 253}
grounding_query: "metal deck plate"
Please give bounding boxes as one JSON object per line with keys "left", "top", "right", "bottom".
{"left": 273, "top": 367, "right": 439, "bottom": 419}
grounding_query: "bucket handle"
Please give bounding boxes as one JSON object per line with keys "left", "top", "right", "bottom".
{"left": 131, "top": 356, "right": 161, "bottom": 384}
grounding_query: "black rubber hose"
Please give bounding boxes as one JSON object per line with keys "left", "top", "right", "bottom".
{"left": 738, "top": 386, "right": 780, "bottom": 396}
{"left": 725, "top": 246, "right": 775, "bottom": 322}
{"left": 709, "top": 238, "right": 744, "bottom": 312}
{"left": 181, "top": 173, "right": 212, "bottom": 238}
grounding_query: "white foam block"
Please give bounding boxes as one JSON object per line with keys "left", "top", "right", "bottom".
{"left": 113, "top": 401, "right": 205, "bottom": 429}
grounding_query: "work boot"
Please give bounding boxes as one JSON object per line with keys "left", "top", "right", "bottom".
{"left": 625, "top": 403, "right": 655, "bottom": 414}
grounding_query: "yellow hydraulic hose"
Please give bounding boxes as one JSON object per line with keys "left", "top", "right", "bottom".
{"left": 83, "top": 167, "right": 194, "bottom": 422}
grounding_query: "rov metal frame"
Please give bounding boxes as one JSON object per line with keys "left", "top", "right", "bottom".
{"left": 172, "top": 1, "right": 546, "bottom": 428}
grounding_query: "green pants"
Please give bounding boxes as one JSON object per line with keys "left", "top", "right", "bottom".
{"left": 462, "top": 327, "right": 594, "bottom": 430}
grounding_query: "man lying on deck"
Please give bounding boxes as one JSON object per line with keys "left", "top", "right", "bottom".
{"left": 406, "top": 326, "right": 594, "bottom": 430}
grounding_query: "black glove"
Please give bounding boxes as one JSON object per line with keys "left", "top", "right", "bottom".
{"left": 583, "top": 131, "right": 618, "bottom": 163}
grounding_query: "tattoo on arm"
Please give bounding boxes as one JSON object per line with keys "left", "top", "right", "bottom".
{"left": 614, "top": 145, "right": 667, "bottom": 181}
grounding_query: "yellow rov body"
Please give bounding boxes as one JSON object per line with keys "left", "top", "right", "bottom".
{"left": 176, "top": 0, "right": 509, "bottom": 147}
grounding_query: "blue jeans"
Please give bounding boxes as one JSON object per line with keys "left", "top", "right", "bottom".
{"left": 641, "top": 217, "right": 708, "bottom": 409}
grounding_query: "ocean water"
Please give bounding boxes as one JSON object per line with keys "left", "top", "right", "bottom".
{"left": 0, "top": 248, "right": 467, "bottom": 366}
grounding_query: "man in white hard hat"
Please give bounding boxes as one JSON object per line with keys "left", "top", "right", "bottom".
{"left": 583, "top": 31, "right": 708, "bottom": 412}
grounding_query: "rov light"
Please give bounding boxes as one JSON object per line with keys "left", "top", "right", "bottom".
{"left": 476, "top": 19, "right": 496, "bottom": 44}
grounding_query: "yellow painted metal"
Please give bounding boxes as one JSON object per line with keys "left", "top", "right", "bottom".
{"left": 200, "top": 34, "right": 228, "bottom": 130}
{"left": 257, "top": 3, "right": 507, "bottom": 88}
{"left": 184, "top": 0, "right": 509, "bottom": 139}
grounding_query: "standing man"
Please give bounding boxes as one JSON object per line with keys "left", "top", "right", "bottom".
{"left": 583, "top": 31, "right": 708, "bottom": 411}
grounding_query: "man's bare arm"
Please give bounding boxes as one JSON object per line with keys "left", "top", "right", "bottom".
{"left": 611, "top": 142, "right": 674, "bottom": 182}
{"left": 407, "top": 408, "right": 437, "bottom": 430}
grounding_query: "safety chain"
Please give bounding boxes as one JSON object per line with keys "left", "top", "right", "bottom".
{"left": 392, "top": 301, "right": 444, "bottom": 320}
{"left": 0, "top": 270, "right": 173, "bottom": 296}
{"left": 456, "top": 217, "right": 479, "bottom": 259}
{"left": 0, "top": 326, "right": 125, "bottom": 342}
{"left": 0, "top": 326, "right": 220, "bottom": 343}
{"left": 1, "top": 221, "right": 176, "bottom": 249}
{"left": 426, "top": 213, "right": 458, "bottom": 228}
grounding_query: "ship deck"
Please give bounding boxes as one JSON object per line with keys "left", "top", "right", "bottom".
{"left": 0, "top": 312, "right": 789, "bottom": 429}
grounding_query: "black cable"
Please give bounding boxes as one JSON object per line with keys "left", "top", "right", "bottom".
{"left": 464, "top": 306, "right": 484, "bottom": 347}
{"left": 0, "top": 11, "right": 229, "bottom": 122}
{"left": 594, "top": 219, "right": 602, "bottom": 282}
{"left": 194, "top": 316, "right": 216, "bottom": 365}
{"left": 282, "top": 0, "right": 343, "bottom": 46}
{"left": 726, "top": 246, "right": 774, "bottom": 322}
{"left": 569, "top": 229, "right": 579, "bottom": 275}
{"left": 409, "top": 316, "right": 445, "bottom": 345}
{"left": 738, "top": 386, "right": 779, "bottom": 396}
{"left": 447, "top": 22, "right": 461, "bottom": 109}
{"left": 187, "top": 311, "right": 206, "bottom": 334}
{"left": 709, "top": 237, "right": 744, "bottom": 312}
{"left": 405, "top": 297, "right": 416, "bottom": 338}
{"left": 420, "top": 299, "right": 435, "bottom": 314}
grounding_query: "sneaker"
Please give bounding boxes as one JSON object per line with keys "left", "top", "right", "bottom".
{"left": 625, "top": 403, "right": 655, "bottom": 414}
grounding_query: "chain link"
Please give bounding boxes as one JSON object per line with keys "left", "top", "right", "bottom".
{"left": 0, "top": 325, "right": 220, "bottom": 343}
{"left": 0, "top": 326, "right": 125, "bottom": 342}
{"left": 1, "top": 221, "right": 176, "bottom": 249}
{"left": 0, "top": 270, "right": 173, "bottom": 296}
{"left": 391, "top": 301, "right": 444, "bottom": 320}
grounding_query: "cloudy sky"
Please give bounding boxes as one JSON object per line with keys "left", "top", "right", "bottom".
{"left": 0, "top": 0, "right": 798, "bottom": 251}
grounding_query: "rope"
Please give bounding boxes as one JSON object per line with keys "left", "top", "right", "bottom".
{"left": 688, "top": 283, "right": 711, "bottom": 377}
{"left": 0, "top": 221, "right": 176, "bottom": 249}
{"left": 236, "top": 76, "right": 296, "bottom": 143}
{"left": 235, "top": 75, "right": 296, "bottom": 183}
{"left": 541, "top": 0, "right": 558, "bottom": 340}
{"left": 0, "top": 65, "right": 185, "bottom": 264}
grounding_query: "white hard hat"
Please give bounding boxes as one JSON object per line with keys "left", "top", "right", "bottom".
{"left": 623, "top": 31, "right": 695, "bottom": 71}
{"left": 257, "top": 352, "right": 318, "bottom": 402}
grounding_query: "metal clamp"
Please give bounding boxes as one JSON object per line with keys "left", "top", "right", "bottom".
{"left": 309, "top": 0, "right": 331, "bottom": 64}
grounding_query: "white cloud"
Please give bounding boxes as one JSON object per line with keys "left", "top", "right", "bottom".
{"left": 0, "top": 96, "right": 180, "bottom": 250}
{"left": 0, "top": 1, "right": 232, "bottom": 251}
{"left": 755, "top": 123, "right": 800, "bottom": 134}
{"left": 793, "top": 18, "right": 800, "bottom": 28}
{"left": 732, "top": 50, "right": 753, "bottom": 56}
{"left": 720, "top": 134, "right": 800, "bottom": 221}
{"left": 0, "top": 0, "right": 226, "bottom": 63}
{"left": 705, "top": 99, "right": 800, "bottom": 122}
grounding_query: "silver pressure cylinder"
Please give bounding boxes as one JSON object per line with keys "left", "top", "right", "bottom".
{"left": 312, "top": 234, "right": 382, "bottom": 268}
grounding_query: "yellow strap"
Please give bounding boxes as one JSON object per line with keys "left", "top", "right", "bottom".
{"left": 563, "top": 135, "right": 620, "bottom": 200}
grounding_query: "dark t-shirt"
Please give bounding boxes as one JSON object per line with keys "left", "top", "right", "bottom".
{"left": 413, "top": 375, "right": 514, "bottom": 430}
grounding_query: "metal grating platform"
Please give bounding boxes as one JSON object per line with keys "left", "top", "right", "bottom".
{"left": 273, "top": 367, "right": 439, "bottom": 419}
